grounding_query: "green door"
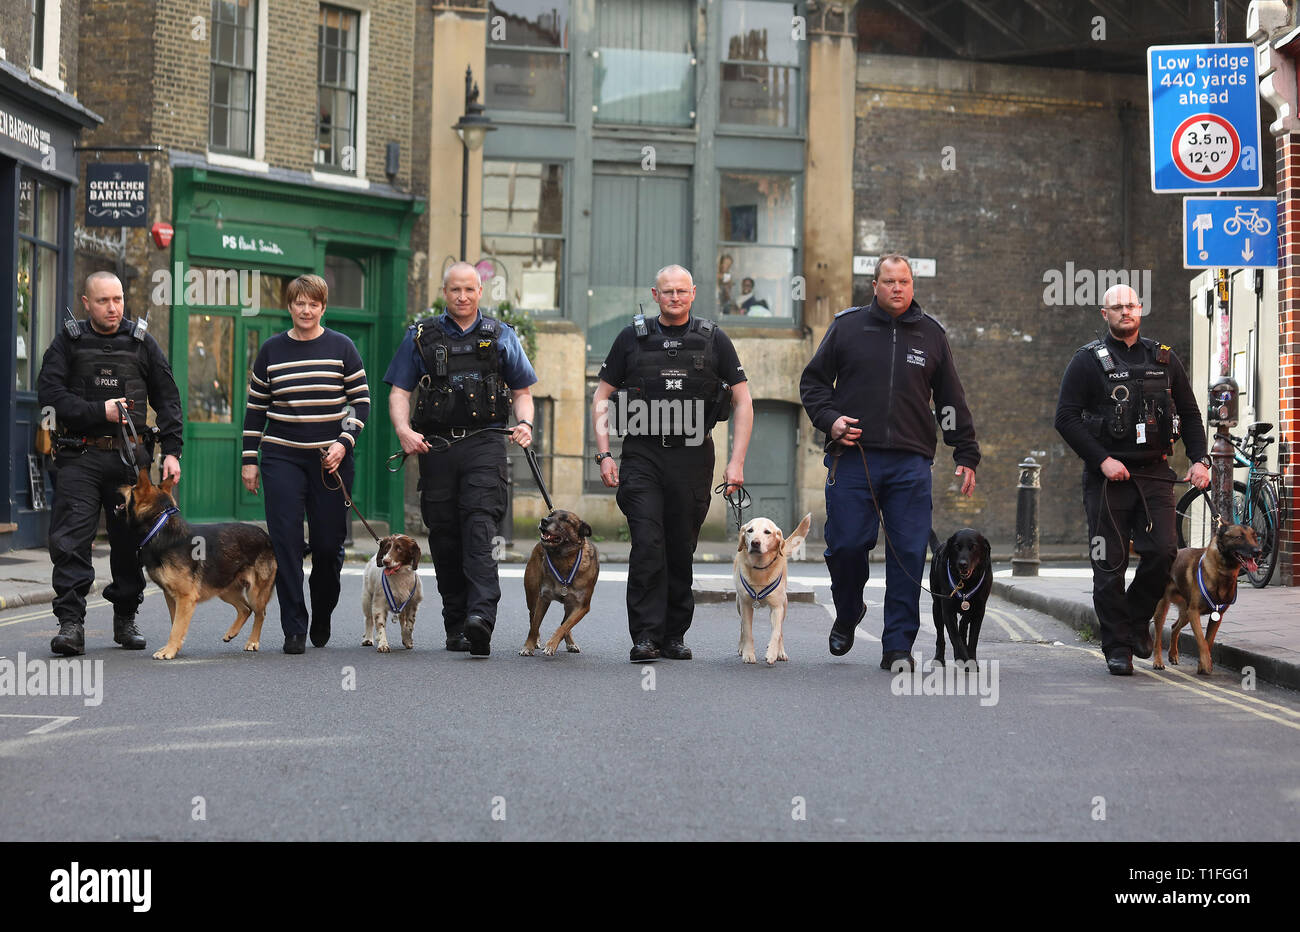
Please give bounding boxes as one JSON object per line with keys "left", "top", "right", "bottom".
{"left": 588, "top": 165, "right": 691, "bottom": 360}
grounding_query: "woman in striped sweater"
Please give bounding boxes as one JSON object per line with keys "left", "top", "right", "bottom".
{"left": 240, "top": 274, "right": 370, "bottom": 654}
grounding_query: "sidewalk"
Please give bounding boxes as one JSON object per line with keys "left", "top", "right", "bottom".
{"left": 993, "top": 569, "right": 1300, "bottom": 691}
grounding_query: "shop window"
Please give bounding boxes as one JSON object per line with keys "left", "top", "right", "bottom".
{"left": 594, "top": 0, "right": 695, "bottom": 127}
{"left": 720, "top": 1, "right": 800, "bottom": 132}
{"left": 486, "top": 0, "right": 569, "bottom": 118}
{"left": 15, "top": 176, "right": 61, "bottom": 393}
{"left": 210, "top": 0, "right": 258, "bottom": 156}
{"left": 324, "top": 254, "right": 365, "bottom": 308}
{"left": 481, "top": 161, "right": 564, "bottom": 313}
{"left": 188, "top": 315, "right": 234, "bottom": 424}
{"left": 717, "top": 171, "right": 798, "bottom": 321}
{"left": 316, "top": 5, "right": 360, "bottom": 173}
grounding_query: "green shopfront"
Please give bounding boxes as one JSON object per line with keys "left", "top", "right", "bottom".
{"left": 169, "top": 167, "right": 422, "bottom": 531}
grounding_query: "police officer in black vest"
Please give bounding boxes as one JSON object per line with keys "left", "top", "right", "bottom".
{"left": 384, "top": 262, "right": 537, "bottom": 657}
{"left": 591, "top": 264, "right": 753, "bottom": 662}
{"left": 37, "top": 271, "right": 183, "bottom": 655}
{"left": 1055, "top": 283, "right": 1210, "bottom": 676}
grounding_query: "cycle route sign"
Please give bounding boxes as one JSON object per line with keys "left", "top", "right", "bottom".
{"left": 1148, "top": 43, "right": 1262, "bottom": 192}
{"left": 1183, "top": 197, "right": 1277, "bottom": 268}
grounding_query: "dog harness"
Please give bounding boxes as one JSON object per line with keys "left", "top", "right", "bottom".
{"left": 545, "top": 547, "right": 583, "bottom": 598}
{"left": 381, "top": 572, "right": 417, "bottom": 614}
{"left": 739, "top": 572, "right": 783, "bottom": 610}
{"left": 137, "top": 507, "right": 179, "bottom": 551}
{"left": 1195, "top": 554, "right": 1238, "bottom": 622}
{"left": 946, "top": 564, "right": 985, "bottom": 612}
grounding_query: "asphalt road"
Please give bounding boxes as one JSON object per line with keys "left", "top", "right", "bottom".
{"left": 2, "top": 562, "right": 1298, "bottom": 841}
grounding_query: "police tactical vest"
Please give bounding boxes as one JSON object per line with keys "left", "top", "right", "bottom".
{"left": 1083, "top": 337, "right": 1180, "bottom": 455}
{"left": 409, "top": 316, "right": 512, "bottom": 431}
{"left": 65, "top": 321, "right": 148, "bottom": 433}
{"left": 625, "top": 315, "right": 731, "bottom": 431}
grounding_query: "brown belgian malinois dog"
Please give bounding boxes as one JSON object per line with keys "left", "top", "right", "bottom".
{"left": 1151, "top": 522, "right": 1261, "bottom": 675}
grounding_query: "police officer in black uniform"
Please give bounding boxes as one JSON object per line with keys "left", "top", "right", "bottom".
{"left": 384, "top": 262, "right": 537, "bottom": 657}
{"left": 591, "top": 264, "right": 753, "bottom": 662}
{"left": 37, "top": 271, "right": 183, "bottom": 656}
{"left": 1055, "top": 283, "right": 1210, "bottom": 676}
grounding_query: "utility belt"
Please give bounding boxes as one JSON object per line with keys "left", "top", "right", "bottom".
{"left": 55, "top": 426, "right": 159, "bottom": 455}
{"left": 624, "top": 433, "right": 706, "bottom": 450}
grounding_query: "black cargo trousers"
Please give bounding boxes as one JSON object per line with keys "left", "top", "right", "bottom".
{"left": 49, "top": 446, "right": 148, "bottom": 625}
{"left": 418, "top": 431, "right": 508, "bottom": 636}
{"left": 1082, "top": 460, "right": 1178, "bottom": 661}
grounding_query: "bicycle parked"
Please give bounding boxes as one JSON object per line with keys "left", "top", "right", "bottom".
{"left": 1175, "top": 421, "right": 1285, "bottom": 588}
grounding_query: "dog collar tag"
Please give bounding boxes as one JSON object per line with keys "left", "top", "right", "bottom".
{"left": 961, "top": 599, "right": 971, "bottom": 612}
{"left": 753, "top": 599, "right": 763, "bottom": 610}
{"left": 1210, "top": 610, "right": 1221, "bottom": 622}
{"left": 560, "top": 586, "right": 568, "bottom": 598}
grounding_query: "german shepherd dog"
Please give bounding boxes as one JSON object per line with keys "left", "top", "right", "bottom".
{"left": 930, "top": 528, "right": 992, "bottom": 669}
{"left": 1151, "top": 522, "right": 1260, "bottom": 675}
{"left": 520, "top": 510, "right": 599, "bottom": 656}
{"left": 118, "top": 469, "right": 278, "bottom": 660}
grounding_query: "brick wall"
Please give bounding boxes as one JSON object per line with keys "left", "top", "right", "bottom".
{"left": 852, "top": 55, "right": 1275, "bottom": 546}
{"left": 1277, "top": 136, "right": 1300, "bottom": 585}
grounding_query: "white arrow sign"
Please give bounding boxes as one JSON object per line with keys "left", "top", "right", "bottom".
{"left": 1193, "top": 212, "right": 1213, "bottom": 260}
{"left": 1242, "top": 238, "right": 1254, "bottom": 261}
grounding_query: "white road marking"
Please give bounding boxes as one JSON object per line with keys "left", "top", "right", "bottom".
{"left": 0, "top": 589, "right": 159, "bottom": 628}
{"left": 985, "top": 605, "right": 1043, "bottom": 642}
{"left": 124, "top": 736, "right": 362, "bottom": 753}
{"left": 0, "top": 713, "right": 79, "bottom": 735}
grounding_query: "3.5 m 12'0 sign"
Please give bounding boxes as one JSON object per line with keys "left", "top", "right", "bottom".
{"left": 1147, "top": 43, "right": 1262, "bottom": 193}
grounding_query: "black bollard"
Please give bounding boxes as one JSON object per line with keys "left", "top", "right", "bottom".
{"left": 1207, "top": 377, "right": 1239, "bottom": 525}
{"left": 1012, "top": 456, "right": 1040, "bottom": 577}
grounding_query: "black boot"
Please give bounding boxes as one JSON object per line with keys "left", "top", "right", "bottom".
{"left": 51, "top": 620, "right": 85, "bottom": 656}
{"left": 113, "top": 614, "right": 146, "bottom": 650}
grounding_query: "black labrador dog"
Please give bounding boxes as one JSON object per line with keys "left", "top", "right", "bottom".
{"left": 929, "top": 528, "right": 991, "bottom": 669}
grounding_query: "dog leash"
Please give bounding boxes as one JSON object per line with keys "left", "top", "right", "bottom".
{"left": 385, "top": 426, "right": 515, "bottom": 472}
{"left": 320, "top": 450, "right": 383, "bottom": 544}
{"left": 524, "top": 445, "right": 554, "bottom": 511}
{"left": 713, "top": 482, "right": 751, "bottom": 535}
{"left": 1094, "top": 471, "right": 1199, "bottom": 573}
{"left": 116, "top": 400, "right": 141, "bottom": 470}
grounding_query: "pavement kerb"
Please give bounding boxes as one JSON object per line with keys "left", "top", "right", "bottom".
{"left": 991, "top": 579, "right": 1300, "bottom": 692}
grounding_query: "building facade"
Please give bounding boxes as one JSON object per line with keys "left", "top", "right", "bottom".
{"left": 1, "top": 0, "right": 102, "bottom": 551}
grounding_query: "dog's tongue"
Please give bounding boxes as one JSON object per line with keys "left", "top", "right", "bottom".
{"left": 1243, "top": 556, "right": 1259, "bottom": 573}
{"left": 383, "top": 566, "right": 399, "bottom": 575}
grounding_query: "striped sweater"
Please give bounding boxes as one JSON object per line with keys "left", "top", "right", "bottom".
{"left": 242, "top": 328, "right": 370, "bottom": 462}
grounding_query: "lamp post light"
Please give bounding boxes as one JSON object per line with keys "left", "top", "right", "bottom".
{"left": 452, "top": 65, "right": 495, "bottom": 262}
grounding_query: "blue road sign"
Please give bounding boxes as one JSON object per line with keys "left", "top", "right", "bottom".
{"left": 1149, "top": 43, "right": 1262, "bottom": 193}
{"left": 1183, "top": 197, "right": 1277, "bottom": 268}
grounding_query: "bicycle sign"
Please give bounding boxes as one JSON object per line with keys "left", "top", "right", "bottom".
{"left": 1183, "top": 197, "right": 1278, "bottom": 269}
{"left": 1148, "top": 43, "right": 1262, "bottom": 192}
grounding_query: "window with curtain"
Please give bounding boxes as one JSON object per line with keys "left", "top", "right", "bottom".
{"left": 594, "top": 0, "right": 695, "bottom": 126}
{"left": 209, "top": 0, "right": 257, "bottom": 156}
{"left": 481, "top": 161, "right": 565, "bottom": 313}
{"left": 15, "top": 174, "right": 61, "bottom": 393}
{"left": 316, "top": 5, "right": 360, "bottom": 173}
{"left": 717, "top": 172, "right": 798, "bottom": 320}
{"left": 720, "top": 1, "right": 801, "bottom": 131}
{"left": 486, "top": 0, "right": 569, "bottom": 117}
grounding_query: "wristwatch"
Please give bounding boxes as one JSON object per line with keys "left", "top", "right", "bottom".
{"left": 1197, "top": 456, "right": 1212, "bottom": 468}
{"left": 594, "top": 451, "right": 612, "bottom": 465}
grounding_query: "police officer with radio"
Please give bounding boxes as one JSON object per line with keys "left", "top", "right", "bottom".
{"left": 1055, "top": 283, "right": 1210, "bottom": 676}
{"left": 37, "top": 271, "right": 183, "bottom": 656}
{"left": 384, "top": 262, "right": 537, "bottom": 657}
{"left": 591, "top": 264, "right": 753, "bottom": 662}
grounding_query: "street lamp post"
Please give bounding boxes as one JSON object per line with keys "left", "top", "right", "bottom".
{"left": 453, "top": 65, "right": 495, "bottom": 262}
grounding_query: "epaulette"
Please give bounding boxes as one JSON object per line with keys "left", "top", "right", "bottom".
{"left": 479, "top": 316, "right": 499, "bottom": 335}
{"left": 1140, "top": 337, "right": 1171, "bottom": 364}
{"left": 922, "top": 312, "right": 946, "bottom": 332}
{"left": 833, "top": 306, "right": 862, "bottom": 318}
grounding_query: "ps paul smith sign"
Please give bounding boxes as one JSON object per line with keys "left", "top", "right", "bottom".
{"left": 85, "top": 163, "right": 149, "bottom": 227}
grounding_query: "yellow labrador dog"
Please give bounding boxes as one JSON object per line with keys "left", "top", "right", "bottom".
{"left": 734, "top": 513, "right": 812, "bottom": 665}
